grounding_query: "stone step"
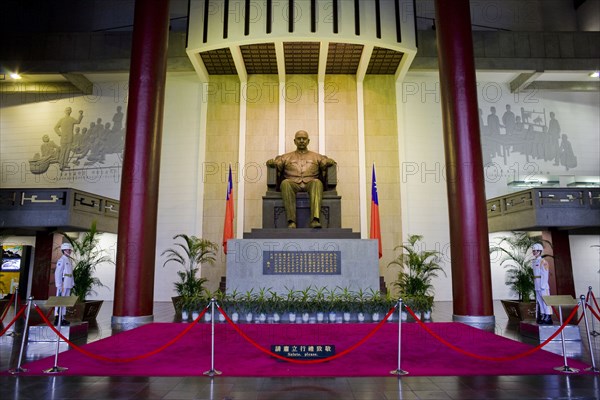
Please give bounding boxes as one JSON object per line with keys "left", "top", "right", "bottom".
{"left": 244, "top": 228, "right": 360, "bottom": 239}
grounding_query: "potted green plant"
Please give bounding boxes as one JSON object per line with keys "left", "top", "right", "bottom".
{"left": 61, "top": 221, "right": 112, "bottom": 322}
{"left": 211, "top": 289, "right": 227, "bottom": 322}
{"left": 267, "top": 289, "right": 285, "bottom": 323}
{"left": 324, "top": 287, "right": 341, "bottom": 323}
{"left": 224, "top": 289, "right": 242, "bottom": 322}
{"left": 310, "top": 286, "right": 327, "bottom": 322}
{"left": 382, "top": 290, "right": 398, "bottom": 322}
{"left": 354, "top": 288, "right": 369, "bottom": 322}
{"left": 297, "top": 286, "right": 313, "bottom": 322}
{"left": 161, "top": 234, "right": 217, "bottom": 319}
{"left": 338, "top": 286, "right": 355, "bottom": 322}
{"left": 254, "top": 287, "right": 270, "bottom": 322}
{"left": 366, "top": 289, "right": 385, "bottom": 322}
{"left": 489, "top": 231, "right": 550, "bottom": 322}
{"left": 388, "top": 234, "right": 445, "bottom": 320}
{"left": 284, "top": 286, "right": 299, "bottom": 322}
{"left": 242, "top": 288, "right": 257, "bottom": 322}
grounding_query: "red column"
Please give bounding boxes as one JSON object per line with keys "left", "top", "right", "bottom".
{"left": 112, "top": 0, "right": 170, "bottom": 328}
{"left": 542, "top": 229, "right": 576, "bottom": 297}
{"left": 434, "top": 0, "right": 494, "bottom": 323}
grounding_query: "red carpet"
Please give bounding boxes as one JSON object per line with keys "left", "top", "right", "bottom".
{"left": 7, "top": 322, "right": 592, "bottom": 376}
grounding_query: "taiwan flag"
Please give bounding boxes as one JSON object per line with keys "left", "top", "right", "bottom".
{"left": 370, "top": 164, "right": 382, "bottom": 258}
{"left": 222, "top": 165, "right": 234, "bottom": 254}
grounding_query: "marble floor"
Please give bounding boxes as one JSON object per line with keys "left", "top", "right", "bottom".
{"left": 1, "top": 300, "right": 599, "bottom": 400}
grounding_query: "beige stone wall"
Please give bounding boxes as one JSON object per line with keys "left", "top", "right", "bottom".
{"left": 325, "top": 75, "right": 360, "bottom": 231}
{"left": 284, "top": 75, "right": 319, "bottom": 151}
{"left": 364, "top": 75, "right": 402, "bottom": 290}
{"left": 244, "top": 75, "right": 280, "bottom": 232}
{"left": 202, "top": 75, "right": 240, "bottom": 290}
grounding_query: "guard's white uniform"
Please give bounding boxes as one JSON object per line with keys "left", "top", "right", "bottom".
{"left": 55, "top": 253, "right": 74, "bottom": 316}
{"left": 533, "top": 257, "right": 552, "bottom": 316}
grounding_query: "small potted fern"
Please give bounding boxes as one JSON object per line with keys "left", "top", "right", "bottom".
{"left": 162, "top": 234, "right": 217, "bottom": 320}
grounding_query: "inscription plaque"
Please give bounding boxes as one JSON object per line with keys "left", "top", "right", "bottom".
{"left": 263, "top": 251, "right": 341, "bottom": 275}
{"left": 271, "top": 344, "right": 335, "bottom": 359}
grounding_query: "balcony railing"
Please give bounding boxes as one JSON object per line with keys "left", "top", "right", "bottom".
{"left": 486, "top": 188, "right": 600, "bottom": 233}
{"left": 0, "top": 188, "right": 119, "bottom": 234}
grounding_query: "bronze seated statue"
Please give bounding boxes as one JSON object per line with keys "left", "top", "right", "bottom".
{"left": 263, "top": 164, "right": 341, "bottom": 229}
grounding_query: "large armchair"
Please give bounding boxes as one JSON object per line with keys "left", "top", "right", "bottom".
{"left": 263, "top": 164, "right": 341, "bottom": 229}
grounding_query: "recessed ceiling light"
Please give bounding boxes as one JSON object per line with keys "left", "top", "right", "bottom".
{"left": 9, "top": 73, "right": 22, "bottom": 80}
{"left": 590, "top": 71, "right": 600, "bottom": 78}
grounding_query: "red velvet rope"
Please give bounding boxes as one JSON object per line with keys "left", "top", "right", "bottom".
{"left": 590, "top": 290, "right": 600, "bottom": 313}
{"left": 405, "top": 304, "right": 580, "bottom": 362}
{"left": 587, "top": 303, "right": 600, "bottom": 322}
{"left": 0, "top": 304, "right": 27, "bottom": 337}
{"left": 33, "top": 304, "right": 209, "bottom": 363}
{"left": 217, "top": 305, "right": 397, "bottom": 364}
{"left": 0, "top": 292, "right": 16, "bottom": 322}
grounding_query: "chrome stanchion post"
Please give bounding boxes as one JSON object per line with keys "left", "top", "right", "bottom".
{"left": 581, "top": 295, "right": 599, "bottom": 373}
{"left": 390, "top": 299, "right": 408, "bottom": 376}
{"left": 204, "top": 298, "right": 222, "bottom": 376}
{"left": 553, "top": 304, "right": 579, "bottom": 373}
{"left": 589, "top": 286, "right": 599, "bottom": 337}
{"left": 14, "top": 286, "right": 19, "bottom": 310}
{"left": 9, "top": 296, "right": 33, "bottom": 374}
{"left": 44, "top": 301, "right": 68, "bottom": 373}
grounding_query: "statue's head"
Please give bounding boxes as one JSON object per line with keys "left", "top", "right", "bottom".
{"left": 294, "top": 130, "right": 310, "bottom": 151}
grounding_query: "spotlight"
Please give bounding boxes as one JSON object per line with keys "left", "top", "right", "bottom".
{"left": 590, "top": 71, "right": 600, "bottom": 78}
{"left": 9, "top": 73, "right": 22, "bottom": 80}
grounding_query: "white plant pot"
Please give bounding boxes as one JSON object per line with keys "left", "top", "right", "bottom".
{"left": 372, "top": 312, "right": 380, "bottom": 322}
{"left": 401, "top": 311, "right": 408, "bottom": 321}
{"left": 387, "top": 312, "right": 394, "bottom": 322}
{"left": 288, "top": 312, "right": 296, "bottom": 323}
{"left": 357, "top": 312, "right": 365, "bottom": 322}
{"left": 245, "top": 312, "right": 253, "bottom": 323}
{"left": 414, "top": 311, "right": 422, "bottom": 320}
{"left": 231, "top": 312, "right": 239, "bottom": 323}
{"left": 424, "top": 310, "right": 432, "bottom": 320}
{"left": 181, "top": 310, "right": 189, "bottom": 321}
{"left": 328, "top": 312, "right": 337, "bottom": 323}
{"left": 204, "top": 312, "right": 212, "bottom": 322}
{"left": 192, "top": 311, "right": 200, "bottom": 321}
{"left": 259, "top": 313, "right": 267, "bottom": 322}
{"left": 273, "top": 313, "right": 281, "bottom": 323}
{"left": 343, "top": 312, "right": 351, "bottom": 322}
{"left": 316, "top": 312, "right": 324, "bottom": 322}
{"left": 218, "top": 313, "right": 226, "bottom": 322}
{"left": 302, "top": 313, "right": 310, "bottom": 322}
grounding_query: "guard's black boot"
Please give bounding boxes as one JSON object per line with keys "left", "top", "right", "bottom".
{"left": 53, "top": 316, "right": 59, "bottom": 325}
{"left": 543, "top": 314, "right": 553, "bottom": 325}
{"left": 536, "top": 314, "right": 544, "bottom": 324}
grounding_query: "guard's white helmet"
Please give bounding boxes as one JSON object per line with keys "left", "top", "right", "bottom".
{"left": 60, "top": 243, "right": 73, "bottom": 251}
{"left": 532, "top": 243, "right": 543, "bottom": 251}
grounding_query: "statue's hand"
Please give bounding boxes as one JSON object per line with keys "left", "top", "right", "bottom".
{"left": 266, "top": 159, "right": 276, "bottom": 167}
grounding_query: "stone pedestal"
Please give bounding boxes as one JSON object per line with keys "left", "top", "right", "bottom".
{"left": 520, "top": 321, "right": 581, "bottom": 341}
{"left": 28, "top": 321, "right": 89, "bottom": 342}
{"left": 226, "top": 239, "right": 379, "bottom": 294}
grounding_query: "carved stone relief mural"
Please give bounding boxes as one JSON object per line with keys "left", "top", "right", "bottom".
{"left": 479, "top": 105, "right": 577, "bottom": 171}
{"left": 29, "top": 106, "right": 125, "bottom": 175}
